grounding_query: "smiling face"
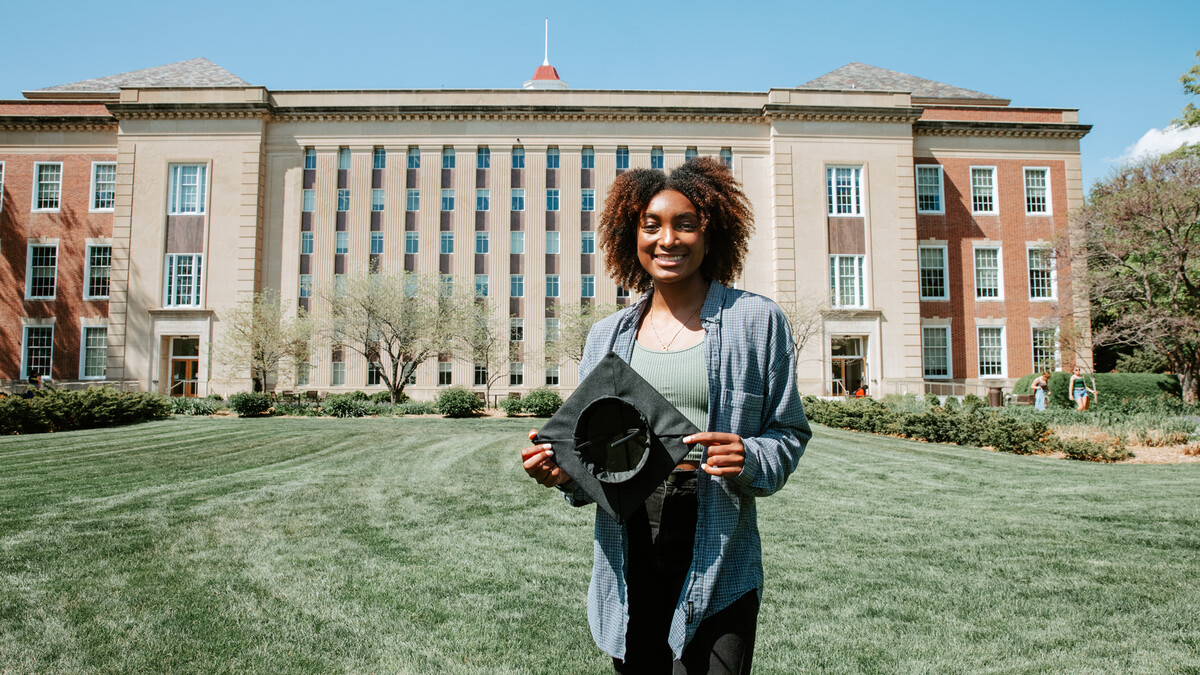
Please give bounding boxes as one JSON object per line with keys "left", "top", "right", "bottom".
{"left": 636, "top": 189, "right": 706, "bottom": 288}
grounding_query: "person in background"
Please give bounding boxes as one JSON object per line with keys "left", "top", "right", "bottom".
{"left": 1068, "top": 366, "right": 1095, "bottom": 411}
{"left": 1032, "top": 371, "right": 1050, "bottom": 411}
{"left": 24, "top": 371, "right": 42, "bottom": 399}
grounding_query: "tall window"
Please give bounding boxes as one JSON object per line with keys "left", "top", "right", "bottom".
{"left": 616, "top": 147, "right": 629, "bottom": 170}
{"left": 304, "top": 148, "right": 317, "bottom": 170}
{"left": 510, "top": 317, "right": 524, "bottom": 342}
{"left": 168, "top": 164, "right": 206, "bottom": 214}
{"left": 302, "top": 189, "right": 315, "bottom": 212}
{"left": 331, "top": 350, "right": 346, "bottom": 386}
{"left": 301, "top": 231, "right": 314, "bottom": 255}
{"left": 22, "top": 326, "right": 53, "bottom": 380}
{"left": 1032, "top": 327, "right": 1059, "bottom": 373}
{"left": 407, "top": 147, "right": 420, "bottom": 169}
{"left": 474, "top": 363, "right": 488, "bottom": 386}
{"left": 511, "top": 188, "right": 525, "bottom": 211}
{"left": 337, "top": 148, "right": 351, "bottom": 170}
{"left": 545, "top": 317, "right": 560, "bottom": 342}
{"left": 510, "top": 231, "right": 525, "bottom": 254}
{"left": 978, "top": 326, "right": 1005, "bottom": 377}
{"left": 685, "top": 147, "right": 698, "bottom": 161}
{"left": 439, "top": 274, "right": 453, "bottom": 296}
{"left": 545, "top": 274, "right": 560, "bottom": 298}
{"left": 509, "top": 362, "right": 524, "bottom": 386}
{"left": 406, "top": 189, "right": 420, "bottom": 211}
{"left": 334, "top": 274, "right": 348, "bottom": 297}
{"left": 33, "top": 163, "right": 62, "bottom": 211}
{"left": 476, "top": 188, "right": 490, "bottom": 211}
{"left": 404, "top": 231, "right": 418, "bottom": 254}
{"left": 650, "top": 147, "right": 664, "bottom": 170}
{"left": 475, "top": 274, "right": 489, "bottom": 297}
{"left": 441, "top": 189, "right": 454, "bottom": 211}
{"left": 546, "top": 189, "right": 560, "bottom": 211}
{"left": 581, "top": 231, "right": 595, "bottom": 254}
{"left": 916, "top": 165, "right": 944, "bottom": 214}
{"left": 336, "top": 231, "right": 349, "bottom": 255}
{"left": 512, "top": 146, "right": 525, "bottom": 169}
{"left": 1028, "top": 247, "right": 1055, "bottom": 299}
{"left": 91, "top": 162, "right": 116, "bottom": 210}
{"left": 373, "top": 147, "right": 386, "bottom": 170}
{"left": 547, "top": 147, "right": 560, "bottom": 169}
{"left": 828, "top": 254, "right": 865, "bottom": 308}
{"left": 826, "top": 166, "right": 863, "bottom": 216}
{"left": 440, "top": 232, "right": 454, "bottom": 254}
{"left": 545, "top": 364, "right": 560, "bottom": 386}
{"left": 918, "top": 246, "right": 948, "bottom": 300}
{"left": 581, "top": 275, "right": 595, "bottom": 298}
{"left": 477, "top": 146, "right": 490, "bottom": 168}
{"left": 581, "top": 188, "right": 595, "bottom": 212}
{"left": 337, "top": 189, "right": 350, "bottom": 212}
{"left": 442, "top": 147, "right": 455, "bottom": 169}
{"left": 475, "top": 231, "right": 489, "bottom": 254}
{"left": 617, "top": 286, "right": 631, "bottom": 298}
{"left": 974, "top": 247, "right": 1002, "bottom": 299}
{"left": 971, "top": 167, "right": 997, "bottom": 214}
{"left": 368, "top": 361, "right": 383, "bottom": 386}
{"left": 1024, "top": 168, "right": 1050, "bottom": 214}
{"left": 581, "top": 147, "right": 595, "bottom": 169}
{"left": 371, "top": 189, "right": 385, "bottom": 212}
{"left": 27, "top": 244, "right": 57, "bottom": 299}
{"left": 545, "top": 231, "right": 560, "bottom": 254}
{"left": 510, "top": 274, "right": 524, "bottom": 297}
{"left": 922, "top": 325, "right": 951, "bottom": 379}
{"left": 370, "top": 232, "right": 384, "bottom": 255}
{"left": 81, "top": 326, "right": 107, "bottom": 379}
{"left": 85, "top": 245, "right": 112, "bottom": 299}
{"left": 164, "top": 253, "right": 203, "bottom": 307}
{"left": 720, "top": 148, "right": 733, "bottom": 169}
{"left": 299, "top": 274, "right": 312, "bottom": 298}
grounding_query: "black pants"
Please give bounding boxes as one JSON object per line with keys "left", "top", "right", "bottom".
{"left": 614, "top": 470, "right": 759, "bottom": 674}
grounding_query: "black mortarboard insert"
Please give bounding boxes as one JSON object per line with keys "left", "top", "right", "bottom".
{"left": 575, "top": 397, "right": 651, "bottom": 484}
{"left": 534, "top": 351, "right": 701, "bottom": 524}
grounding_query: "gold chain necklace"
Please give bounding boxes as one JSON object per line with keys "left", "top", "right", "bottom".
{"left": 649, "top": 306, "right": 702, "bottom": 351}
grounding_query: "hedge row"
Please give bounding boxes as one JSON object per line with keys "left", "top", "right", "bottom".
{"left": 803, "top": 396, "right": 1132, "bottom": 461}
{"left": 0, "top": 388, "right": 172, "bottom": 435}
{"left": 1012, "top": 372, "right": 1181, "bottom": 408}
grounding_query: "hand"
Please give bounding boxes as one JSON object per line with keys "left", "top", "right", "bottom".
{"left": 521, "top": 429, "right": 571, "bottom": 488}
{"left": 684, "top": 432, "right": 745, "bottom": 477}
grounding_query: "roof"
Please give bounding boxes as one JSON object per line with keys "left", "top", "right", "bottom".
{"left": 30, "top": 58, "right": 251, "bottom": 93}
{"left": 530, "top": 64, "right": 562, "bottom": 81}
{"left": 801, "top": 63, "right": 1004, "bottom": 101}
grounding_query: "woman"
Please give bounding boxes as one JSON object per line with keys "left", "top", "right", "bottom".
{"left": 1069, "top": 366, "right": 1094, "bottom": 411}
{"left": 522, "top": 158, "right": 811, "bottom": 673}
{"left": 1032, "top": 371, "right": 1050, "bottom": 411}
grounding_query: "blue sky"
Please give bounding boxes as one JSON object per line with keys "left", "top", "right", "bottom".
{"left": 3, "top": 0, "right": 1197, "bottom": 188}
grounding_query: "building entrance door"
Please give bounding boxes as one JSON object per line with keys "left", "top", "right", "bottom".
{"left": 831, "top": 336, "right": 866, "bottom": 396}
{"left": 170, "top": 337, "right": 200, "bottom": 397}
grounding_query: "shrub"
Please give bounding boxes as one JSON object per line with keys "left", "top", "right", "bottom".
{"left": 369, "top": 390, "right": 408, "bottom": 404}
{"left": 1051, "top": 435, "right": 1133, "bottom": 462}
{"left": 435, "top": 387, "right": 483, "bottom": 418}
{"left": 206, "top": 393, "right": 224, "bottom": 402}
{"left": 323, "top": 394, "right": 373, "bottom": 418}
{"left": 942, "top": 396, "right": 961, "bottom": 412}
{"left": 962, "top": 393, "right": 986, "bottom": 410}
{"left": 498, "top": 397, "right": 524, "bottom": 416}
{"left": 0, "top": 387, "right": 170, "bottom": 435}
{"left": 271, "top": 402, "right": 317, "bottom": 417}
{"left": 977, "top": 416, "right": 1051, "bottom": 455}
{"left": 229, "top": 392, "right": 273, "bottom": 417}
{"left": 923, "top": 392, "right": 942, "bottom": 408}
{"left": 523, "top": 388, "right": 563, "bottom": 417}
{"left": 170, "top": 397, "right": 219, "bottom": 415}
{"left": 398, "top": 400, "right": 436, "bottom": 415}
{"left": 1012, "top": 373, "right": 1038, "bottom": 396}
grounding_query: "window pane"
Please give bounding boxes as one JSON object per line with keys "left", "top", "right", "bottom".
{"left": 581, "top": 188, "right": 595, "bottom": 212}
{"left": 83, "top": 326, "right": 107, "bottom": 378}
{"left": 546, "top": 147, "right": 560, "bottom": 169}
{"left": 971, "top": 168, "right": 995, "bottom": 213}
{"left": 546, "top": 189, "right": 559, "bottom": 211}
{"left": 650, "top": 147, "right": 664, "bottom": 170}
{"left": 407, "top": 147, "right": 420, "bottom": 169}
{"left": 370, "top": 232, "right": 384, "bottom": 255}
{"left": 511, "top": 188, "right": 525, "bottom": 211}
{"left": 441, "top": 189, "right": 454, "bottom": 211}
{"left": 442, "top": 147, "right": 455, "bottom": 169}
{"left": 404, "top": 231, "right": 418, "bottom": 254}
{"left": 371, "top": 189, "right": 385, "bottom": 211}
{"left": 918, "top": 247, "right": 946, "bottom": 299}
{"left": 440, "top": 232, "right": 454, "bottom": 254}
{"left": 477, "top": 146, "right": 490, "bottom": 169}
{"left": 92, "top": 163, "right": 116, "bottom": 209}
{"left": 916, "top": 166, "right": 942, "bottom": 213}
{"left": 302, "top": 189, "right": 315, "bottom": 212}
{"left": 373, "top": 147, "right": 386, "bottom": 170}
{"left": 87, "top": 245, "right": 111, "bottom": 298}
{"left": 978, "top": 327, "right": 1004, "bottom": 376}
{"left": 475, "top": 274, "right": 489, "bottom": 297}
{"left": 510, "top": 274, "right": 524, "bottom": 297}
{"left": 336, "top": 231, "right": 349, "bottom": 254}
{"left": 338, "top": 148, "right": 351, "bottom": 170}
{"left": 616, "top": 147, "right": 629, "bottom": 170}
{"left": 512, "top": 147, "right": 525, "bottom": 169}
{"left": 475, "top": 231, "right": 489, "bottom": 254}
{"left": 304, "top": 148, "right": 317, "bottom": 170}
{"left": 581, "top": 274, "right": 595, "bottom": 298}
{"left": 337, "top": 189, "right": 350, "bottom": 212}
{"left": 510, "top": 231, "right": 524, "bottom": 254}
{"left": 29, "top": 245, "right": 57, "bottom": 298}
{"left": 36, "top": 164, "right": 62, "bottom": 210}
{"left": 545, "top": 231, "right": 560, "bottom": 254}
{"left": 581, "top": 231, "right": 595, "bottom": 254}
{"left": 922, "top": 327, "right": 949, "bottom": 378}
{"left": 510, "top": 317, "right": 524, "bottom": 342}
{"left": 23, "top": 327, "right": 53, "bottom": 379}
{"left": 406, "top": 189, "right": 420, "bottom": 211}
{"left": 1032, "top": 328, "right": 1058, "bottom": 372}
{"left": 1025, "top": 169, "right": 1048, "bottom": 213}
{"left": 1028, "top": 248, "right": 1054, "bottom": 298}
{"left": 581, "top": 147, "right": 595, "bottom": 169}
{"left": 974, "top": 248, "right": 1000, "bottom": 298}
{"left": 476, "top": 188, "right": 490, "bottom": 211}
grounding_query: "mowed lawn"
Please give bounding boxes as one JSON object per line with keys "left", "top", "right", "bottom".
{"left": 1, "top": 418, "right": 1198, "bottom": 674}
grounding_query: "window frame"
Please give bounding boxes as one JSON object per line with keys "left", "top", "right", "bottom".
{"left": 509, "top": 362, "right": 524, "bottom": 386}
{"left": 616, "top": 147, "right": 629, "bottom": 170}
{"left": 510, "top": 274, "right": 524, "bottom": 298}
{"left": 404, "top": 231, "right": 419, "bottom": 255}
{"left": 970, "top": 166, "right": 998, "bottom": 215}
{"left": 512, "top": 146, "right": 525, "bottom": 169}
{"left": 581, "top": 231, "right": 596, "bottom": 254}
{"left": 477, "top": 146, "right": 490, "bottom": 169}
{"left": 650, "top": 147, "right": 664, "bottom": 170}
{"left": 90, "top": 161, "right": 117, "bottom": 212}
{"left": 299, "top": 274, "right": 313, "bottom": 298}
{"left": 371, "top": 188, "right": 385, "bottom": 212}
{"left": 1031, "top": 325, "right": 1060, "bottom": 373}
{"left": 510, "top": 317, "right": 525, "bottom": 342}
{"left": 1023, "top": 167, "right": 1052, "bottom": 215}
{"left": 581, "top": 188, "right": 595, "bottom": 212}
{"left": 973, "top": 245, "right": 1004, "bottom": 301}
{"left": 581, "top": 147, "right": 595, "bottom": 169}
{"left": 301, "top": 231, "right": 314, "bottom": 255}
{"left": 440, "top": 231, "right": 454, "bottom": 255}
{"left": 440, "top": 188, "right": 454, "bottom": 212}
{"left": 977, "top": 325, "right": 1007, "bottom": 378}
{"left": 475, "top": 274, "right": 489, "bottom": 297}
{"left": 476, "top": 188, "right": 490, "bottom": 211}
{"left": 915, "top": 164, "right": 945, "bottom": 215}
{"left": 828, "top": 253, "right": 866, "bottom": 308}
{"left": 1027, "top": 244, "right": 1057, "bottom": 301}
{"left": 917, "top": 244, "right": 949, "bottom": 301}
{"left": 370, "top": 231, "right": 384, "bottom": 255}
{"left": 921, "top": 324, "right": 952, "bottom": 380}
{"left": 511, "top": 188, "right": 525, "bottom": 212}
{"left": 26, "top": 243, "right": 58, "bottom": 300}
{"left": 546, "top": 188, "right": 560, "bottom": 212}
{"left": 21, "top": 324, "right": 54, "bottom": 381}
{"left": 407, "top": 147, "right": 420, "bottom": 169}
{"left": 406, "top": 189, "right": 420, "bottom": 212}
{"left": 545, "top": 274, "right": 560, "bottom": 298}
{"left": 372, "top": 147, "right": 386, "bottom": 170}
{"left": 442, "top": 146, "right": 455, "bottom": 170}
{"left": 335, "top": 231, "right": 350, "bottom": 255}
{"left": 545, "top": 363, "right": 560, "bottom": 386}
{"left": 32, "top": 162, "right": 63, "bottom": 212}
{"left": 545, "top": 230, "right": 560, "bottom": 255}
{"left": 84, "top": 243, "right": 112, "bottom": 300}
{"left": 301, "top": 188, "right": 316, "bottom": 212}
{"left": 337, "top": 148, "right": 351, "bottom": 171}
{"left": 581, "top": 274, "right": 595, "bottom": 298}
{"left": 826, "top": 165, "right": 864, "bottom": 216}
{"left": 303, "top": 148, "right": 317, "bottom": 170}
{"left": 336, "top": 188, "right": 350, "bottom": 212}
{"left": 163, "top": 252, "right": 203, "bottom": 308}
{"left": 475, "top": 231, "right": 489, "bottom": 255}
{"left": 79, "top": 324, "right": 108, "bottom": 380}
{"left": 546, "top": 146, "right": 560, "bottom": 169}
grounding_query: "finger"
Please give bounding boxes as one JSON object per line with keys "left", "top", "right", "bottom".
{"left": 523, "top": 451, "right": 556, "bottom": 471}
{"left": 683, "top": 432, "right": 739, "bottom": 446}
{"left": 702, "top": 442, "right": 743, "bottom": 457}
{"left": 528, "top": 429, "right": 539, "bottom": 442}
{"left": 704, "top": 452, "right": 744, "bottom": 467}
{"left": 702, "top": 463, "right": 742, "bottom": 477}
{"left": 521, "top": 443, "right": 553, "bottom": 460}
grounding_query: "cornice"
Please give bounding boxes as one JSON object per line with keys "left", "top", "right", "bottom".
{"left": 914, "top": 120, "right": 1092, "bottom": 139}
{"left": 270, "top": 105, "right": 764, "bottom": 125}
{"left": 0, "top": 115, "right": 117, "bottom": 132}
{"left": 763, "top": 105, "right": 924, "bottom": 124}
{"left": 106, "top": 102, "right": 272, "bottom": 121}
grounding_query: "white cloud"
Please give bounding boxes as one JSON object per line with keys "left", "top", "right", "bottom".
{"left": 1117, "top": 126, "right": 1200, "bottom": 163}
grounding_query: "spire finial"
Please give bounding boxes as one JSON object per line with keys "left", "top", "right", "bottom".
{"left": 543, "top": 18, "right": 550, "bottom": 66}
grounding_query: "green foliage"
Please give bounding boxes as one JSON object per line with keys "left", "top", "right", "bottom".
{"left": 498, "top": 397, "right": 524, "bottom": 416}
{"left": 0, "top": 387, "right": 171, "bottom": 435}
{"left": 1092, "top": 373, "right": 1182, "bottom": 403}
{"left": 344, "top": 390, "right": 369, "bottom": 401}
{"left": 206, "top": 393, "right": 224, "bottom": 402}
{"left": 170, "top": 397, "right": 220, "bottom": 415}
{"left": 1176, "top": 47, "right": 1200, "bottom": 127}
{"left": 1115, "top": 347, "right": 1170, "bottom": 374}
{"left": 942, "top": 396, "right": 960, "bottom": 412}
{"left": 1051, "top": 436, "right": 1134, "bottom": 462}
{"left": 1013, "top": 373, "right": 1038, "bottom": 396}
{"left": 370, "top": 390, "right": 406, "bottom": 404}
{"left": 229, "top": 392, "right": 273, "bottom": 417}
{"left": 434, "top": 387, "right": 483, "bottom": 418}
{"left": 924, "top": 392, "right": 942, "bottom": 407}
{"left": 397, "top": 400, "right": 436, "bottom": 415}
{"left": 962, "top": 393, "right": 986, "bottom": 410}
{"left": 270, "top": 402, "right": 318, "bottom": 417}
{"left": 323, "top": 394, "right": 373, "bottom": 418}
{"left": 522, "top": 388, "right": 563, "bottom": 417}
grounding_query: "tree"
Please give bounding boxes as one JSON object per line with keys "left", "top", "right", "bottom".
{"left": 216, "top": 290, "right": 312, "bottom": 393}
{"left": 1176, "top": 47, "right": 1200, "bottom": 128}
{"left": 545, "top": 301, "right": 620, "bottom": 366}
{"left": 318, "top": 272, "right": 462, "bottom": 403}
{"left": 1076, "top": 154, "right": 1200, "bottom": 404}
{"left": 452, "top": 299, "right": 513, "bottom": 405}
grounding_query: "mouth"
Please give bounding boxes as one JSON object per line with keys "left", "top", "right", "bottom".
{"left": 654, "top": 253, "right": 687, "bottom": 264}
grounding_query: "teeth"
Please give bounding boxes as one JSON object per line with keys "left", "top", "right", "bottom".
{"left": 658, "top": 255, "right": 684, "bottom": 261}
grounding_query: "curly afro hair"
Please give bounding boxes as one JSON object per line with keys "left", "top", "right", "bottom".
{"left": 598, "top": 156, "right": 753, "bottom": 293}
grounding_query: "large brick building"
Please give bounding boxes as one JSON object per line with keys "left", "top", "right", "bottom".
{"left": 0, "top": 58, "right": 1091, "bottom": 398}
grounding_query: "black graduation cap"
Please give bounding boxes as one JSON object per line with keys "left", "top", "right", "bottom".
{"left": 535, "top": 351, "right": 701, "bottom": 524}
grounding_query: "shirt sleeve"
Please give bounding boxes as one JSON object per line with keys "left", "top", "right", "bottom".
{"left": 726, "top": 302, "right": 811, "bottom": 498}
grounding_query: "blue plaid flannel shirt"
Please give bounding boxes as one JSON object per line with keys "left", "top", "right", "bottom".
{"left": 560, "top": 281, "right": 811, "bottom": 660}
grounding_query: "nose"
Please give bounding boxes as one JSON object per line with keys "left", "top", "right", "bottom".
{"left": 657, "top": 225, "right": 680, "bottom": 247}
